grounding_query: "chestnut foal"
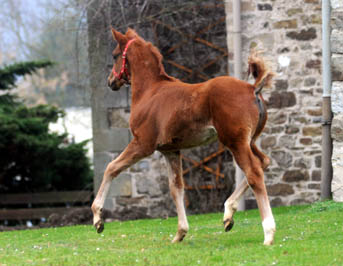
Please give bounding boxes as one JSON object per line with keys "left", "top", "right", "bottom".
{"left": 92, "top": 28, "right": 276, "bottom": 245}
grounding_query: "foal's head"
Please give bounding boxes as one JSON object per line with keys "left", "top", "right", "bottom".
{"left": 107, "top": 28, "right": 138, "bottom": 91}
{"left": 107, "top": 27, "right": 175, "bottom": 91}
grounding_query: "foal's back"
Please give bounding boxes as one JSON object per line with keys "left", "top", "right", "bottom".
{"left": 130, "top": 75, "right": 260, "bottom": 151}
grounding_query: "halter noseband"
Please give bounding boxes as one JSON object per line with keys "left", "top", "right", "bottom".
{"left": 112, "top": 39, "right": 135, "bottom": 81}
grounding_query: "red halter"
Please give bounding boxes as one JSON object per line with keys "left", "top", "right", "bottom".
{"left": 112, "top": 39, "right": 135, "bottom": 81}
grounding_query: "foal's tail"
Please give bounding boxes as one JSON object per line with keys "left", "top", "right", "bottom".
{"left": 247, "top": 50, "right": 275, "bottom": 94}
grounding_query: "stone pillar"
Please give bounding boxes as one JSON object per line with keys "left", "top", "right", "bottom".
{"left": 331, "top": 0, "right": 343, "bottom": 202}
{"left": 87, "top": 2, "right": 132, "bottom": 210}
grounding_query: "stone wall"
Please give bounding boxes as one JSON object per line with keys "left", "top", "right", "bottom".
{"left": 331, "top": 0, "right": 343, "bottom": 202}
{"left": 225, "top": 0, "right": 323, "bottom": 208}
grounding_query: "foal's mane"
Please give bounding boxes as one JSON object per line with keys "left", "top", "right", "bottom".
{"left": 146, "top": 41, "right": 176, "bottom": 82}
{"left": 126, "top": 28, "right": 175, "bottom": 81}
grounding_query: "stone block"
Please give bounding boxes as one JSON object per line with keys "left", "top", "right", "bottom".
{"left": 257, "top": 3, "right": 272, "bottom": 11}
{"left": 332, "top": 114, "right": 343, "bottom": 142}
{"left": 268, "top": 112, "right": 287, "bottom": 124}
{"left": 309, "top": 14, "right": 322, "bottom": 24}
{"left": 267, "top": 183, "right": 294, "bottom": 196}
{"left": 282, "top": 169, "right": 309, "bottom": 182}
{"left": 286, "top": 8, "right": 303, "bottom": 16}
{"left": 294, "top": 158, "right": 311, "bottom": 169}
{"left": 332, "top": 82, "right": 343, "bottom": 113}
{"left": 311, "top": 170, "right": 321, "bottom": 181}
{"left": 331, "top": 11, "right": 343, "bottom": 29}
{"left": 279, "top": 135, "right": 296, "bottom": 147}
{"left": 93, "top": 128, "right": 130, "bottom": 152}
{"left": 332, "top": 142, "right": 343, "bottom": 202}
{"left": 304, "top": 77, "right": 316, "bottom": 86}
{"left": 273, "top": 19, "right": 298, "bottom": 29}
{"left": 285, "top": 126, "right": 300, "bottom": 134}
{"left": 271, "top": 151, "right": 293, "bottom": 168}
{"left": 307, "top": 108, "right": 322, "bottom": 116}
{"left": 331, "top": 30, "right": 343, "bottom": 54}
{"left": 332, "top": 54, "right": 343, "bottom": 81}
{"left": 315, "top": 155, "right": 321, "bottom": 168}
{"left": 130, "top": 160, "right": 150, "bottom": 172}
{"left": 261, "top": 136, "right": 277, "bottom": 149}
{"left": 271, "top": 126, "right": 284, "bottom": 133}
{"left": 286, "top": 28, "right": 317, "bottom": 41}
{"left": 101, "top": 87, "right": 130, "bottom": 108}
{"left": 267, "top": 91, "right": 296, "bottom": 108}
{"left": 302, "top": 126, "right": 321, "bottom": 136}
{"left": 274, "top": 79, "right": 289, "bottom": 90}
{"left": 110, "top": 173, "right": 132, "bottom": 197}
{"left": 300, "top": 138, "right": 312, "bottom": 145}
{"left": 136, "top": 176, "right": 162, "bottom": 197}
{"left": 305, "top": 59, "right": 321, "bottom": 70}
{"left": 93, "top": 151, "right": 115, "bottom": 193}
{"left": 107, "top": 108, "right": 130, "bottom": 128}
{"left": 308, "top": 183, "right": 320, "bottom": 190}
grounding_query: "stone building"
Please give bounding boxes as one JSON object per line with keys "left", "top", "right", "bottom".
{"left": 87, "top": 0, "right": 342, "bottom": 219}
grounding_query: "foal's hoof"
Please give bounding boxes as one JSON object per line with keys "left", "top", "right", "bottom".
{"left": 223, "top": 218, "right": 234, "bottom": 232}
{"left": 171, "top": 229, "right": 187, "bottom": 243}
{"left": 94, "top": 220, "right": 104, "bottom": 234}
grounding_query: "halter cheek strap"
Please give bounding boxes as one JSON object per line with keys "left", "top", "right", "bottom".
{"left": 112, "top": 39, "right": 135, "bottom": 81}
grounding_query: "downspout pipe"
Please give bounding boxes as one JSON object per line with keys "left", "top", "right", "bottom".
{"left": 321, "top": 0, "right": 333, "bottom": 199}
{"left": 233, "top": 0, "right": 245, "bottom": 211}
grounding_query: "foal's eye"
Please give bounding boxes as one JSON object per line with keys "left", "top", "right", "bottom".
{"left": 113, "top": 54, "right": 120, "bottom": 60}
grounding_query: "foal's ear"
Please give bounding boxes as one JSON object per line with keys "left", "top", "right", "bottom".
{"left": 126, "top": 28, "right": 138, "bottom": 39}
{"left": 111, "top": 27, "right": 127, "bottom": 47}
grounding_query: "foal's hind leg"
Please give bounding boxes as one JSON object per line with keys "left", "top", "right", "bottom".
{"left": 223, "top": 179, "right": 249, "bottom": 232}
{"left": 230, "top": 143, "right": 275, "bottom": 245}
{"left": 163, "top": 151, "right": 189, "bottom": 243}
{"left": 251, "top": 142, "right": 270, "bottom": 170}
{"left": 91, "top": 140, "right": 151, "bottom": 233}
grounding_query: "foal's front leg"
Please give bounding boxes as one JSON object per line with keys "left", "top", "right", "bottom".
{"left": 163, "top": 151, "right": 189, "bottom": 243}
{"left": 92, "top": 141, "right": 150, "bottom": 233}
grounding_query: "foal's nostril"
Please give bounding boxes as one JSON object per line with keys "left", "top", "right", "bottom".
{"left": 108, "top": 79, "right": 112, "bottom": 88}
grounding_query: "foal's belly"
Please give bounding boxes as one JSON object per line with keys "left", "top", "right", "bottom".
{"left": 156, "top": 126, "right": 218, "bottom": 152}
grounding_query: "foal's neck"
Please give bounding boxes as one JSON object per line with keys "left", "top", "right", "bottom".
{"left": 129, "top": 58, "right": 170, "bottom": 105}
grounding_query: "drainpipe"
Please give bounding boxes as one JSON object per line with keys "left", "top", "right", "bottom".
{"left": 233, "top": 0, "right": 245, "bottom": 211}
{"left": 321, "top": 0, "right": 333, "bottom": 199}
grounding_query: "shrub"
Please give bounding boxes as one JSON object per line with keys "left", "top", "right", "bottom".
{"left": 0, "top": 61, "right": 93, "bottom": 192}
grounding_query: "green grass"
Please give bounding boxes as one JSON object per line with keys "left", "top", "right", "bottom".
{"left": 1, "top": 201, "right": 343, "bottom": 265}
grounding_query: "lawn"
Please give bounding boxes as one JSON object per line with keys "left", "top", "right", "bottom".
{"left": 0, "top": 201, "right": 343, "bottom": 265}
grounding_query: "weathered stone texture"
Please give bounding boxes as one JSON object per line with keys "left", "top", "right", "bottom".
{"left": 331, "top": 29, "right": 343, "bottom": 54}
{"left": 331, "top": 114, "right": 343, "bottom": 143}
{"left": 332, "top": 82, "right": 343, "bottom": 113}
{"left": 267, "top": 91, "right": 296, "bottom": 108}
{"left": 225, "top": 0, "right": 324, "bottom": 207}
{"left": 273, "top": 19, "right": 298, "bottom": 29}
{"left": 267, "top": 183, "right": 294, "bottom": 196}
{"left": 283, "top": 170, "right": 310, "bottom": 182}
{"left": 331, "top": 2, "right": 343, "bottom": 203}
{"left": 286, "top": 28, "right": 317, "bottom": 41}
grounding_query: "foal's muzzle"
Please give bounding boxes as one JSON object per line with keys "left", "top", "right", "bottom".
{"left": 108, "top": 77, "right": 125, "bottom": 91}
